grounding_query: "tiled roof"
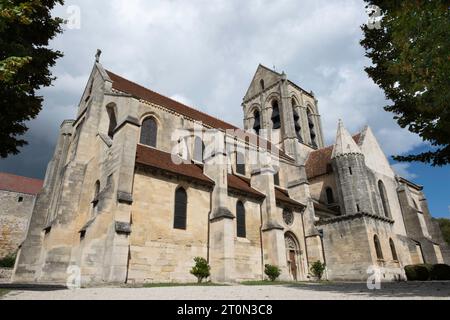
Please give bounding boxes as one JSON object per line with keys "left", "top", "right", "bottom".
{"left": 106, "top": 70, "right": 292, "bottom": 161}
{"left": 135, "top": 145, "right": 214, "bottom": 185}
{"left": 306, "top": 134, "right": 361, "bottom": 180}
{"left": 0, "top": 172, "right": 43, "bottom": 195}
{"left": 106, "top": 70, "right": 237, "bottom": 130}
{"left": 228, "top": 175, "right": 265, "bottom": 199}
{"left": 275, "top": 187, "right": 306, "bottom": 209}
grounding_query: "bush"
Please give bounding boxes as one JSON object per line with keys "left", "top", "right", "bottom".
{"left": 190, "top": 257, "right": 211, "bottom": 283}
{"left": 430, "top": 264, "right": 450, "bottom": 281}
{"left": 264, "top": 265, "right": 281, "bottom": 282}
{"left": 310, "top": 261, "right": 326, "bottom": 281}
{"left": 404, "top": 264, "right": 433, "bottom": 281}
{"left": 0, "top": 253, "right": 16, "bottom": 269}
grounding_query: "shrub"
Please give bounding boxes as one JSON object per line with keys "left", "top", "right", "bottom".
{"left": 310, "top": 261, "right": 326, "bottom": 281}
{"left": 430, "top": 264, "right": 450, "bottom": 281}
{"left": 190, "top": 257, "right": 211, "bottom": 283}
{"left": 0, "top": 253, "right": 16, "bottom": 269}
{"left": 264, "top": 265, "right": 281, "bottom": 282}
{"left": 404, "top": 264, "right": 432, "bottom": 281}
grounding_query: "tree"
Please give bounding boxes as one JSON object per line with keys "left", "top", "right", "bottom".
{"left": 0, "top": 0, "right": 65, "bottom": 158}
{"left": 434, "top": 218, "right": 450, "bottom": 245}
{"left": 361, "top": 1, "right": 450, "bottom": 166}
{"left": 190, "top": 257, "right": 211, "bottom": 283}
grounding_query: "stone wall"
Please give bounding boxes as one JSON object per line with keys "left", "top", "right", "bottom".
{"left": 0, "top": 268, "right": 12, "bottom": 283}
{"left": 0, "top": 190, "right": 35, "bottom": 259}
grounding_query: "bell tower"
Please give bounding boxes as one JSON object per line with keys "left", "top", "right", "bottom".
{"left": 242, "top": 65, "right": 324, "bottom": 162}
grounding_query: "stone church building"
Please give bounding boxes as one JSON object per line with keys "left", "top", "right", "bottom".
{"left": 12, "top": 58, "right": 449, "bottom": 285}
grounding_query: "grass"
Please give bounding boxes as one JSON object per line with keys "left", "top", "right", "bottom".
{"left": 0, "top": 289, "right": 10, "bottom": 298}
{"left": 241, "top": 280, "right": 332, "bottom": 286}
{"left": 142, "top": 282, "right": 228, "bottom": 288}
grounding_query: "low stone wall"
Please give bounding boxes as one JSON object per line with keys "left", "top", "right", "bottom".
{"left": 0, "top": 268, "right": 13, "bottom": 283}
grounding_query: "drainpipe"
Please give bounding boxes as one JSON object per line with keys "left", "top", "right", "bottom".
{"left": 207, "top": 189, "right": 213, "bottom": 264}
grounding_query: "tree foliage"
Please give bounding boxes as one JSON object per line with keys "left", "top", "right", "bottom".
{"left": 361, "top": 1, "right": 450, "bottom": 166}
{"left": 435, "top": 218, "right": 450, "bottom": 245}
{"left": 190, "top": 257, "right": 211, "bottom": 283}
{"left": 0, "top": 0, "right": 64, "bottom": 158}
{"left": 264, "top": 264, "right": 281, "bottom": 282}
{"left": 310, "top": 261, "right": 326, "bottom": 281}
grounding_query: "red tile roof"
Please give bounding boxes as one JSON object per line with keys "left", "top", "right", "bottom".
{"left": 106, "top": 70, "right": 292, "bottom": 161}
{"left": 135, "top": 145, "right": 214, "bottom": 185}
{"left": 228, "top": 175, "right": 265, "bottom": 199}
{"left": 275, "top": 187, "right": 306, "bottom": 209}
{"left": 0, "top": 172, "right": 43, "bottom": 195}
{"left": 306, "top": 134, "right": 361, "bottom": 180}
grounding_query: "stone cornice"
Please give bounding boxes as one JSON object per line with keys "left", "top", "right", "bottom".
{"left": 315, "top": 212, "right": 394, "bottom": 226}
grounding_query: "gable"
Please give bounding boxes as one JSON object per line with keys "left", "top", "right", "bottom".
{"left": 243, "top": 64, "right": 282, "bottom": 102}
{"left": 359, "top": 127, "right": 395, "bottom": 178}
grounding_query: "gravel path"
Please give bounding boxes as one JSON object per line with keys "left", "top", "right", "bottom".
{"left": 2, "top": 282, "right": 449, "bottom": 300}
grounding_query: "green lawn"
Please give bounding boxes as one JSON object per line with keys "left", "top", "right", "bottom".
{"left": 142, "top": 282, "right": 228, "bottom": 288}
{"left": 241, "top": 280, "right": 331, "bottom": 286}
{"left": 0, "top": 289, "right": 10, "bottom": 298}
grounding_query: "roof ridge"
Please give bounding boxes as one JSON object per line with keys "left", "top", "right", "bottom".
{"left": 106, "top": 70, "right": 238, "bottom": 130}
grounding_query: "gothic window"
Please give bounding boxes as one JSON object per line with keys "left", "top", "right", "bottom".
{"left": 236, "top": 152, "right": 246, "bottom": 176}
{"left": 326, "top": 187, "right": 335, "bottom": 205}
{"left": 274, "top": 171, "right": 280, "bottom": 186}
{"left": 378, "top": 180, "right": 391, "bottom": 218}
{"left": 271, "top": 100, "right": 281, "bottom": 130}
{"left": 390, "top": 238, "right": 398, "bottom": 261}
{"left": 292, "top": 99, "right": 303, "bottom": 142}
{"left": 260, "top": 79, "right": 265, "bottom": 91}
{"left": 174, "top": 187, "right": 187, "bottom": 230}
{"left": 236, "top": 201, "right": 246, "bottom": 238}
{"left": 374, "top": 235, "right": 384, "bottom": 260}
{"left": 283, "top": 209, "right": 294, "bottom": 226}
{"left": 107, "top": 107, "right": 117, "bottom": 139}
{"left": 140, "top": 117, "right": 158, "bottom": 148}
{"left": 193, "top": 136, "right": 205, "bottom": 163}
{"left": 92, "top": 180, "right": 100, "bottom": 209}
{"left": 253, "top": 110, "right": 261, "bottom": 135}
{"left": 307, "top": 108, "right": 317, "bottom": 148}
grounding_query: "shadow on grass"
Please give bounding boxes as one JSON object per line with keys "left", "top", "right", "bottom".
{"left": 0, "top": 289, "right": 10, "bottom": 298}
{"left": 142, "top": 282, "right": 229, "bottom": 288}
{"left": 251, "top": 281, "right": 450, "bottom": 298}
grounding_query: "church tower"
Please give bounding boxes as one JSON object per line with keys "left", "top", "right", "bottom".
{"left": 241, "top": 65, "right": 325, "bottom": 162}
{"left": 331, "top": 120, "right": 379, "bottom": 216}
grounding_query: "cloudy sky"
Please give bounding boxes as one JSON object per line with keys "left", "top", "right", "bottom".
{"left": 0, "top": 0, "right": 448, "bottom": 217}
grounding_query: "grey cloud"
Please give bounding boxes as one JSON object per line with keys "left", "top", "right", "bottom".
{"left": 0, "top": 0, "right": 424, "bottom": 179}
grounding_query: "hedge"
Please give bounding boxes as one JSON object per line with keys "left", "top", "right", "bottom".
{"left": 430, "top": 264, "right": 450, "bottom": 281}
{"left": 405, "top": 264, "right": 450, "bottom": 281}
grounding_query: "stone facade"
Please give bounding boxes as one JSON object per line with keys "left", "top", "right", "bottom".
{"left": 11, "top": 60, "right": 449, "bottom": 285}
{"left": 0, "top": 173, "right": 43, "bottom": 261}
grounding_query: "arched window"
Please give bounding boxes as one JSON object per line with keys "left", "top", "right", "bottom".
{"left": 326, "top": 187, "right": 335, "bottom": 205}
{"left": 107, "top": 107, "right": 117, "bottom": 139}
{"left": 236, "top": 152, "right": 246, "bottom": 176}
{"left": 292, "top": 99, "right": 303, "bottom": 142}
{"left": 236, "top": 201, "right": 246, "bottom": 238}
{"left": 174, "top": 187, "right": 187, "bottom": 230}
{"left": 260, "top": 79, "right": 265, "bottom": 91}
{"left": 374, "top": 235, "right": 384, "bottom": 260}
{"left": 193, "top": 136, "right": 205, "bottom": 163}
{"left": 307, "top": 108, "right": 317, "bottom": 148}
{"left": 140, "top": 117, "right": 158, "bottom": 148}
{"left": 390, "top": 238, "right": 398, "bottom": 261}
{"left": 253, "top": 110, "right": 261, "bottom": 135}
{"left": 92, "top": 180, "right": 100, "bottom": 210}
{"left": 378, "top": 180, "right": 391, "bottom": 218}
{"left": 271, "top": 100, "right": 281, "bottom": 129}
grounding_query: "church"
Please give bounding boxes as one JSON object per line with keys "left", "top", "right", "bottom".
{"left": 12, "top": 55, "right": 449, "bottom": 285}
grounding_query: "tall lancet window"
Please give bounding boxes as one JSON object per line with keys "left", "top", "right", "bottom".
{"left": 292, "top": 99, "right": 303, "bottom": 142}
{"left": 107, "top": 107, "right": 117, "bottom": 139}
{"left": 271, "top": 100, "right": 281, "bottom": 129}
{"left": 193, "top": 136, "right": 205, "bottom": 163}
{"left": 236, "top": 201, "right": 246, "bottom": 238}
{"left": 140, "top": 117, "right": 158, "bottom": 148}
{"left": 307, "top": 109, "right": 317, "bottom": 148}
{"left": 378, "top": 180, "right": 391, "bottom": 218}
{"left": 253, "top": 110, "right": 261, "bottom": 135}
